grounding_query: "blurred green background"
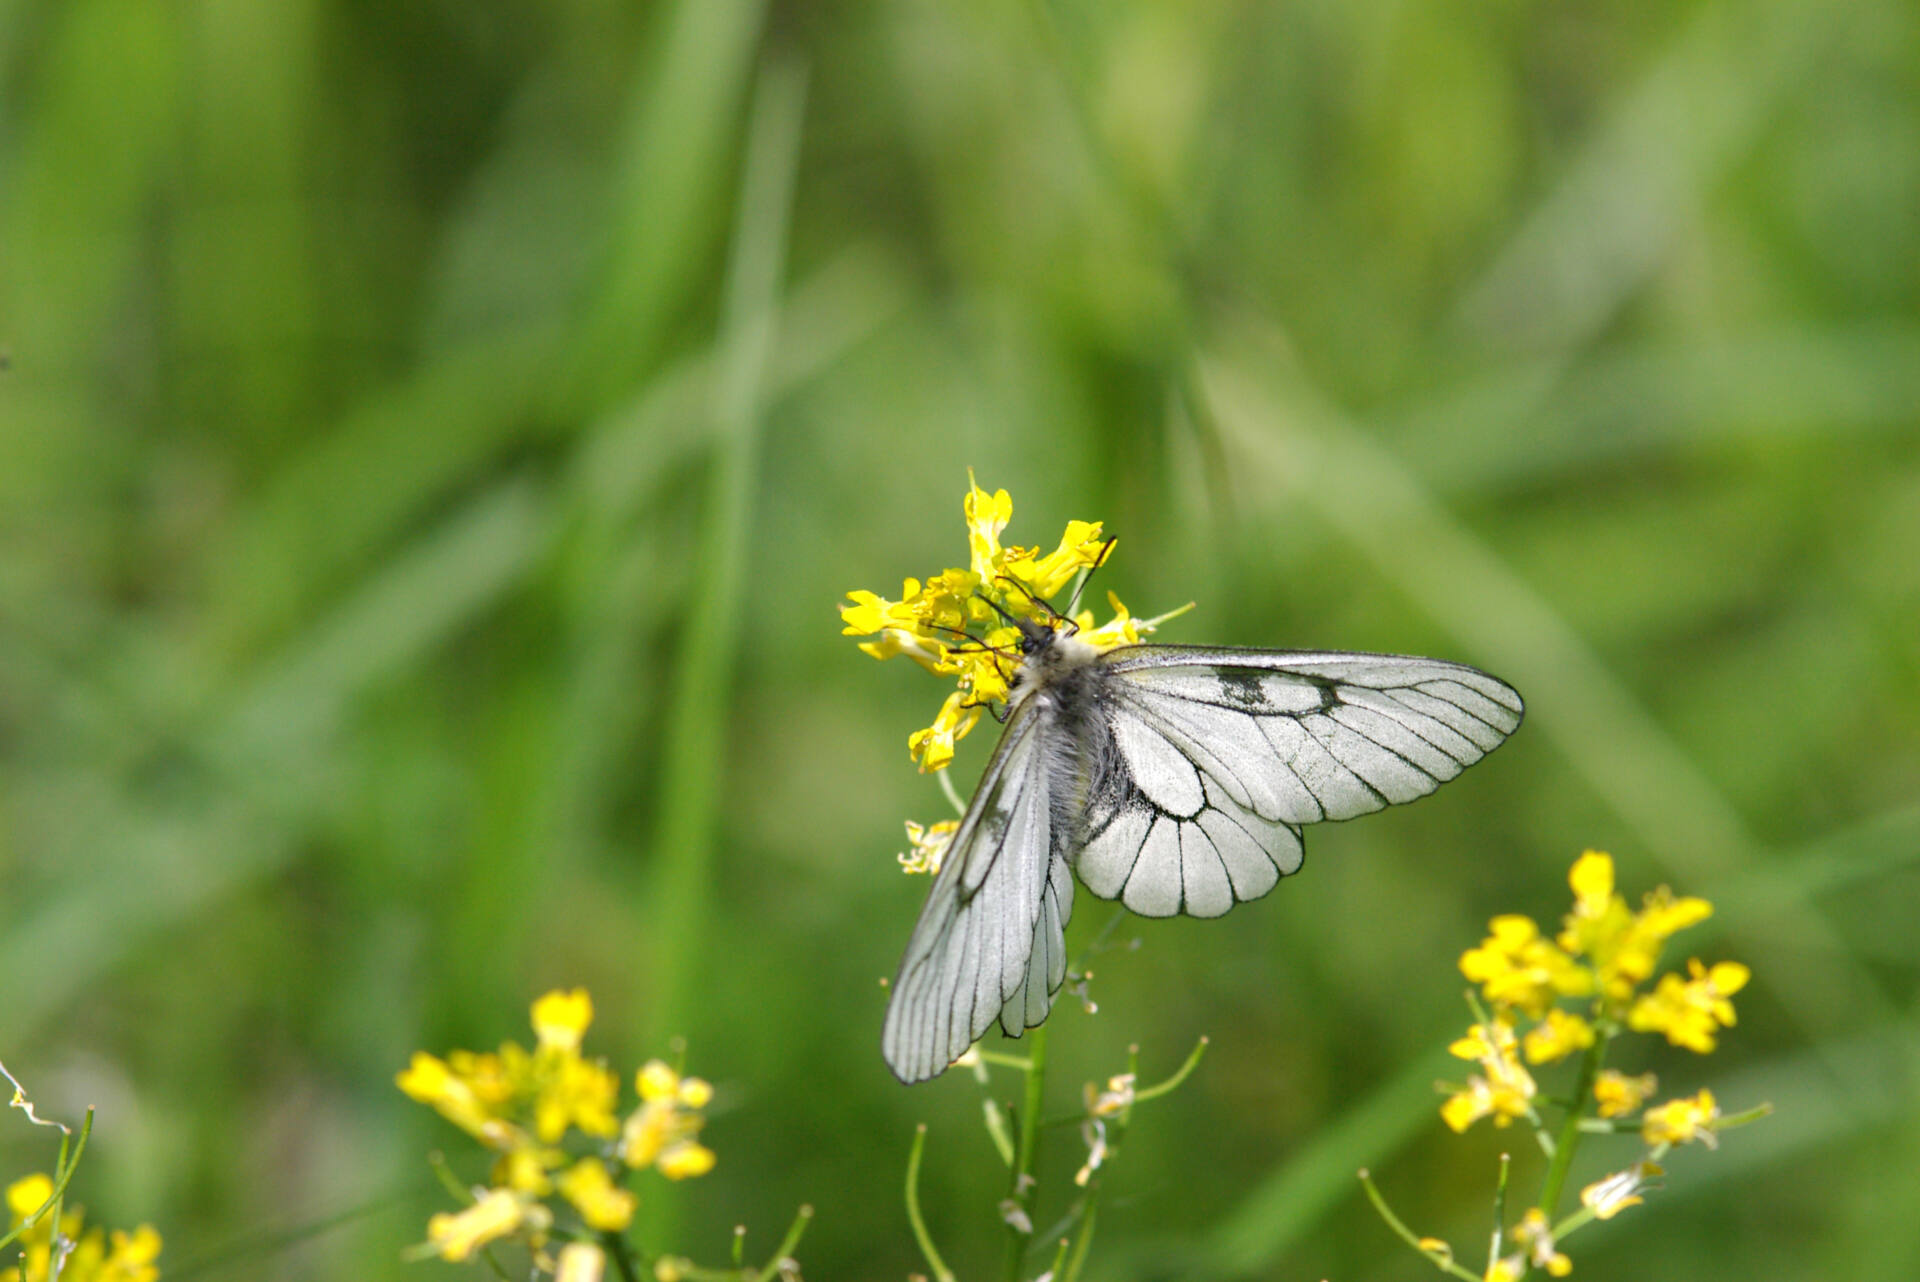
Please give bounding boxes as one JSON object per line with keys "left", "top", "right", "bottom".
{"left": 4, "top": 0, "right": 1918, "bottom": 1277}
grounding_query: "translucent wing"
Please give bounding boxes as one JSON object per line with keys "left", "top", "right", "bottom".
{"left": 1074, "top": 646, "right": 1524, "bottom": 918}
{"left": 881, "top": 705, "right": 1076, "bottom": 1084}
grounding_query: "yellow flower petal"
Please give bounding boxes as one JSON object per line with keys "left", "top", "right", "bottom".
{"left": 1581, "top": 1161, "right": 1662, "bottom": 1219}
{"left": 1593, "top": 1069, "right": 1658, "bottom": 1119}
{"left": 657, "top": 1141, "right": 717, "bottom": 1180}
{"left": 1523, "top": 1009, "right": 1595, "bottom": 1065}
{"left": 531, "top": 989, "right": 595, "bottom": 1053}
{"left": 1568, "top": 850, "right": 1614, "bottom": 914}
{"left": 557, "top": 1242, "right": 608, "bottom": 1282}
{"left": 1642, "top": 1089, "right": 1720, "bottom": 1149}
{"left": 558, "top": 1158, "right": 637, "bottom": 1232}
{"left": 638, "top": 1060, "right": 679, "bottom": 1103}
{"left": 425, "top": 1189, "right": 543, "bottom": 1262}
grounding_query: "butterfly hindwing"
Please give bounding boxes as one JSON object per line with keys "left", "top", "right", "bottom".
{"left": 1074, "top": 646, "right": 1523, "bottom": 919}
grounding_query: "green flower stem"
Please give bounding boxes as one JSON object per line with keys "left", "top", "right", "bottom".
{"left": 1490, "top": 1151, "right": 1511, "bottom": 1269}
{"left": 1357, "top": 1170, "right": 1481, "bottom": 1282}
{"left": 0, "top": 1107, "right": 91, "bottom": 1255}
{"left": 938, "top": 767, "right": 968, "bottom": 817}
{"left": 1003, "top": 1021, "right": 1050, "bottom": 1282}
{"left": 968, "top": 1054, "right": 1018, "bottom": 1165}
{"left": 602, "top": 1230, "right": 643, "bottom": 1282}
{"left": 1537, "top": 1033, "right": 1609, "bottom": 1221}
{"left": 906, "top": 1125, "right": 956, "bottom": 1282}
{"left": 1061, "top": 1199, "right": 1097, "bottom": 1282}
{"left": 748, "top": 1204, "right": 814, "bottom": 1282}
{"left": 1717, "top": 1101, "right": 1777, "bottom": 1131}
{"left": 1131, "top": 1035, "right": 1210, "bottom": 1104}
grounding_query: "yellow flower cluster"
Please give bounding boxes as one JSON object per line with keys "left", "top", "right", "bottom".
{"left": 1391, "top": 854, "right": 1763, "bottom": 1282}
{"left": 397, "top": 990, "right": 715, "bottom": 1266}
{"left": 1440, "top": 1019, "right": 1537, "bottom": 1133}
{"left": 1448, "top": 850, "right": 1743, "bottom": 1083}
{"left": 1433, "top": 853, "right": 1753, "bottom": 1268}
{"left": 2, "top": 1174, "right": 161, "bottom": 1282}
{"left": 840, "top": 476, "right": 1163, "bottom": 772}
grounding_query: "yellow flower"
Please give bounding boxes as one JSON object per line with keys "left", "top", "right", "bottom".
{"left": 1581, "top": 1160, "right": 1663, "bottom": 1219}
{"left": 907, "top": 691, "right": 981, "bottom": 772}
{"left": 840, "top": 478, "right": 1158, "bottom": 773}
{"left": 491, "top": 1143, "right": 563, "bottom": 1196}
{"left": 964, "top": 476, "right": 1014, "bottom": 581}
{"left": 1001, "top": 519, "right": 1111, "bottom": 600}
{"left": 5, "top": 1174, "right": 53, "bottom": 1220}
{"left": 532, "top": 988, "right": 595, "bottom": 1054}
{"left": 1441, "top": 1020, "right": 1536, "bottom": 1131}
{"left": 1522, "top": 1008, "right": 1595, "bottom": 1065}
{"left": 1459, "top": 915, "right": 1592, "bottom": 1017}
{"left": 1512, "top": 1208, "right": 1572, "bottom": 1277}
{"left": 1554, "top": 851, "right": 1638, "bottom": 993}
{"left": 396, "top": 1051, "right": 524, "bottom": 1149}
{"left": 1643, "top": 1089, "right": 1720, "bottom": 1149}
{"left": 1627, "top": 959, "right": 1749, "bottom": 1053}
{"left": 1593, "top": 1069, "right": 1658, "bottom": 1119}
{"left": 424, "top": 1188, "right": 549, "bottom": 1262}
{"left": 556, "top": 1242, "right": 608, "bottom": 1282}
{"left": 0, "top": 1176, "right": 161, "bottom": 1282}
{"left": 531, "top": 1051, "right": 622, "bottom": 1143}
{"left": 622, "top": 1061, "right": 716, "bottom": 1178}
{"left": 1552, "top": 851, "right": 1716, "bottom": 1005}
{"left": 898, "top": 818, "right": 959, "bottom": 875}
{"left": 68, "top": 1225, "right": 164, "bottom": 1282}
{"left": 557, "top": 1158, "right": 637, "bottom": 1232}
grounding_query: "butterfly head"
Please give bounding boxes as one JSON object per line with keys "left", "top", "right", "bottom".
{"left": 1015, "top": 614, "right": 1064, "bottom": 655}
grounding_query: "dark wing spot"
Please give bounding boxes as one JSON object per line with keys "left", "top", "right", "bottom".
{"left": 1214, "top": 669, "right": 1275, "bottom": 712}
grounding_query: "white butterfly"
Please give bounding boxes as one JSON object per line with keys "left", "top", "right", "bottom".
{"left": 881, "top": 614, "right": 1524, "bottom": 1083}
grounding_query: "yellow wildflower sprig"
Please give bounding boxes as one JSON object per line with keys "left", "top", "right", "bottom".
{"left": 3, "top": 1065, "right": 159, "bottom": 1282}
{"left": 1372, "top": 851, "right": 1770, "bottom": 1280}
{"left": 398, "top": 988, "right": 810, "bottom": 1280}
{"left": 840, "top": 475, "right": 1187, "bottom": 775}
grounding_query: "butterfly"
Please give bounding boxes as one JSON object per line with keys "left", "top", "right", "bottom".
{"left": 880, "top": 606, "right": 1524, "bottom": 1083}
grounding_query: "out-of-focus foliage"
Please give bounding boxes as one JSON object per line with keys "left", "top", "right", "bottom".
{"left": 2, "top": 0, "right": 1916, "bottom": 1278}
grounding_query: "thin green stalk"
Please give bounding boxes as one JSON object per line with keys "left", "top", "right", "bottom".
{"left": 748, "top": 1205, "right": 814, "bottom": 1282}
{"left": 967, "top": 1052, "right": 1018, "bottom": 1165}
{"left": 1061, "top": 1196, "right": 1097, "bottom": 1282}
{"left": 1489, "top": 1152, "right": 1511, "bottom": 1270}
{"left": 0, "top": 1108, "right": 90, "bottom": 1254}
{"left": 1537, "top": 1034, "right": 1608, "bottom": 1220}
{"left": 1003, "top": 1021, "right": 1050, "bottom": 1282}
{"left": 603, "top": 1230, "right": 643, "bottom": 1282}
{"left": 905, "top": 1125, "right": 956, "bottom": 1282}
{"left": 1130, "top": 1036, "right": 1210, "bottom": 1105}
{"left": 1357, "top": 1170, "right": 1480, "bottom": 1282}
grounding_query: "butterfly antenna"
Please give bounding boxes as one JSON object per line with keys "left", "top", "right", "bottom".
{"left": 1063, "top": 536, "right": 1119, "bottom": 619}
{"left": 996, "top": 576, "right": 1066, "bottom": 625}
{"left": 973, "top": 591, "right": 1023, "bottom": 627}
